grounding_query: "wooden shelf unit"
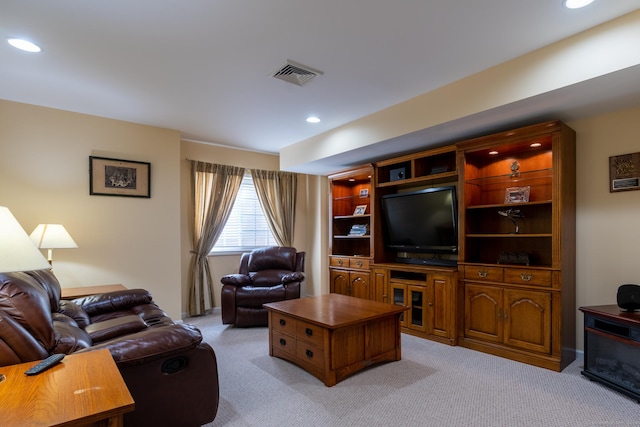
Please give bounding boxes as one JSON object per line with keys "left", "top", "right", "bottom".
{"left": 328, "top": 165, "right": 374, "bottom": 299}
{"left": 456, "top": 120, "right": 576, "bottom": 371}
{"left": 326, "top": 120, "right": 576, "bottom": 370}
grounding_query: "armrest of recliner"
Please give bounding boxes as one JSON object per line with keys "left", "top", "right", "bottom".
{"left": 58, "top": 300, "right": 91, "bottom": 329}
{"left": 281, "top": 272, "right": 304, "bottom": 284}
{"left": 84, "top": 323, "right": 204, "bottom": 367}
{"left": 73, "top": 289, "right": 153, "bottom": 316}
{"left": 220, "top": 274, "right": 252, "bottom": 287}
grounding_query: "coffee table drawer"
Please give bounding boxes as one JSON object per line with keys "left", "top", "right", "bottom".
{"left": 271, "top": 330, "right": 296, "bottom": 357}
{"left": 296, "top": 320, "right": 325, "bottom": 348}
{"left": 296, "top": 342, "right": 325, "bottom": 369}
{"left": 270, "top": 313, "right": 296, "bottom": 335}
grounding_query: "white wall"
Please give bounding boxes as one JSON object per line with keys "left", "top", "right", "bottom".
{"left": 570, "top": 106, "right": 640, "bottom": 350}
{"left": 0, "top": 100, "right": 183, "bottom": 319}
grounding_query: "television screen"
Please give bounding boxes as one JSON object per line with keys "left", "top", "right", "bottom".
{"left": 380, "top": 186, "right": 458, "bottom": 254}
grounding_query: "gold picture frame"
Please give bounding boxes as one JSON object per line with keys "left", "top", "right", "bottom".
{"left": 504, "top": 186, "right": 530, "bottom": 203}
{"left": 89, "top": 156, "right": 151, "bottom": 198}
{"left": 353, "top": 205, "right": 367, "bottom": 216}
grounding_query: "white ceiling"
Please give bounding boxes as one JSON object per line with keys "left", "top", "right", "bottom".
{"left": 2, "top": 1, "right": 640, "bottom": 174}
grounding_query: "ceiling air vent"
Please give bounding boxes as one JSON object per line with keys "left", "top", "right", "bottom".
{"left": 271, "top": 60, "right": 323, "bottom": 87}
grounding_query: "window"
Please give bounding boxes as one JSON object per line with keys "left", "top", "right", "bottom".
{"left": 211, "top": 173, "right": 277, "bottom": 253}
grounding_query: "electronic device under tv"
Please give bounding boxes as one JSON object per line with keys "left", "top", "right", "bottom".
{"left": 380, "top": 186, "right": 458, "bottom": 266}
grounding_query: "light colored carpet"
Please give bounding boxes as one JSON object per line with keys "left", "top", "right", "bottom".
{"left": 188, "top": 309, "right": 640, "bottom": 427}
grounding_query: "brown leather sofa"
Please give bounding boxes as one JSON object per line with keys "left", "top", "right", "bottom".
{"left": 0, "top": 269, "right": 219, "bottom": 427}
{"left": 221, "top": 246, "right": 305, "bottom": 327}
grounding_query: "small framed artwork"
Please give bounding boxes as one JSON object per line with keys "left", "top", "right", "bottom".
{"left": 359, "top": 188, "right": 369, "bottom": 198}
{"left": 504, "top": 186, "right": 530, "bottom": 203}
{"left": 89, "top": 156, "right": 151, "bottom": 198}
{"left": 610, "top": 152, "right": 640, "bottom": 192}
{"left": 353, "top": 205, "right": 367, "bottom": 216}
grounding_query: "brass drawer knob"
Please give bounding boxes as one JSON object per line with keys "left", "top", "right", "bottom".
{"left": 520, "top": 273, "right": 532, "bottom": 281}
{"left": 478, "top": 270, "right": 488, "bottom": 278}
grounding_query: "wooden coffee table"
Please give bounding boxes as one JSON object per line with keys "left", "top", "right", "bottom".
{"left": 264, "top": 293, "right": 407, "bottom": 386}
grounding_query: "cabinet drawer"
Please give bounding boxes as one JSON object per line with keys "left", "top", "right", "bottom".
{"left": 504, "top": 268, "right": 551, "bottom": 287}
{"left": 296, "top": 320, "right": 326, "bottom": 348}
{"left": 330, "top": 257, "right": 349, "bottom": 268}
{"left": 270, "top": 313, "right": 296, "bottom": 335}
{"left": 271, "top": 330, "right": 296, "bottom": 357}
{"left": 464, "top": 266, "right": 503, "bottom": 282}
{"left": 349, "top": 258, "right": 370, "bottom": 270}
{"left": 296, "top": 341, "right": 325, "bottom": 369}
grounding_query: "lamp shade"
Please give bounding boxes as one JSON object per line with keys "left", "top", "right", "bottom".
{"left": 0, "top": 206, "right": 51, "bottom": 273}
{"left": 29, "top": 224, "right": 78, "bottom": 249}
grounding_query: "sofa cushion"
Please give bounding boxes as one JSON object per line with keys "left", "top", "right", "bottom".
{"left": 74, "top": 289, "right": 153, "bottom": 315}
{"left": 25, "top": 269, "right": 62, "bottom": 311}
{"left": 248, "top": 246, "right": 296, "bottom": 272}
{"left": 235, "top": 285, "right": 286, "bottom": 307}
{"left": 0, "top": 272, "right": 55, "bottom": 351}
{"left": 53, "top": 320, "right": 92, "bottom": 354}
{"left": 85, "top": 314, "right": 148, "bottom": 343}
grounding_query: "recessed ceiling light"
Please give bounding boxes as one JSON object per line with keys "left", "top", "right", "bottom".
{"left": 563, "top": 0, "right": 595, "bottom": 9}
{"left": 530, "top": 142, "right": 542, "bottom": 148}
{"left": 489, "top": 150, "right": 499, "bottom": 155}
{"left": 8, "top": 38, "right": 41, "bottom": 52}
{"left": 306, "top": 116, "right": 321, "bottom": 123}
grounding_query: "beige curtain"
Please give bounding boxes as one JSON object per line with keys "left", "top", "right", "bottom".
{"left": 188, "top": 161, "right": 245, "bottom": 316}
{"left": 251, "top": 169, "right": 298, "bottom": 247}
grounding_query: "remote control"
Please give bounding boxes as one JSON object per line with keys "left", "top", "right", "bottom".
{"left": 24, "top": 353, "right": 65, "bottom": 376}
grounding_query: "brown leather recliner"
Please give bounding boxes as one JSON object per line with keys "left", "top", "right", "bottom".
{"left": 0, "top": 269, "right": 219, "bottom": 427}
{"left": 221, "top": 246, "right": 305, "bottom": 327}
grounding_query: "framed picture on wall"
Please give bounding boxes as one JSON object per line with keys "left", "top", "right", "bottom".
{"left": 89, "top": 156, "right": 151, "bottom": 198}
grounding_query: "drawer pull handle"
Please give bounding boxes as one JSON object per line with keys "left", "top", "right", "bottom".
{"left": 279, "top": 319, "right": 286, "bottom": 326}
{"left": 305, "top": 349, "right": 314, "bottom": 359}
{"left": 356, "top": 261, "right": 363, "bottom": 267}
{"left": 279, "top": 338, "right": 287, "bottom": 346}
{"left": 305, "top": 328, "right": 313, "bottom": 336}
{"left": 520, "top": 273, "right": 532, "bottom": 281}
{"left": 478, "top": 270, "right": 488, "bottom": 278}
{"left": 338, "top": 259, "right": 343, "bottom": 265}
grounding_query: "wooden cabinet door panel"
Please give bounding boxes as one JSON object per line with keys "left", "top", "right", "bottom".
{"left": 429, "top": 274, "right": 452, "bottom": 339}
{"left": 504, "top": 289, "right": 551, "bottom": 354}
{"left": 350, "top": 271, "right": 371, "bottom": 300}
{"left": 465, "top": 284, "right": 502, "bottom": 343}
{"left": 330, "top": 269, "right": 349, "bottom": 296}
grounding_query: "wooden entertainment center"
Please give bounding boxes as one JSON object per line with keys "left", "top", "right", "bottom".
{"left": 328, "top": 120, "right": 576, "bottom": 371}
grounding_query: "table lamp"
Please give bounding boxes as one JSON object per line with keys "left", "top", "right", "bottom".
{"left": 29, "top": 224, "right": 78, "bottom": 266}
{"left": 0, "top": 207, "right": 51, "bottom": 273}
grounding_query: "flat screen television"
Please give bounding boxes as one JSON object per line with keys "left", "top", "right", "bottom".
{"left": 380, "top": 186, "right": 458, "bottom": 256}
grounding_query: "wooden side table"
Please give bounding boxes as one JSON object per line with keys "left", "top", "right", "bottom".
{"left": 61, "top": 284, "right": 127, "bottom": 299}
{"left": 0, "top": 349, "right": 134, "bottom": 427}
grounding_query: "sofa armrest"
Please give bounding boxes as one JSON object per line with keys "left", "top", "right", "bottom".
{"left": 84, "top": 323, "right": 204, "bottom": 367}
{"left": 220, "top": 274, "right": 252, "bottom": 287}
{"left": 58, "top": 300, "right": 91, "bottom": 329}
{"left": 73, "top": 289, "right": 153, "bottom": 316}
{"left": 281, "top": 272, "right": 304, "bottom": 284}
